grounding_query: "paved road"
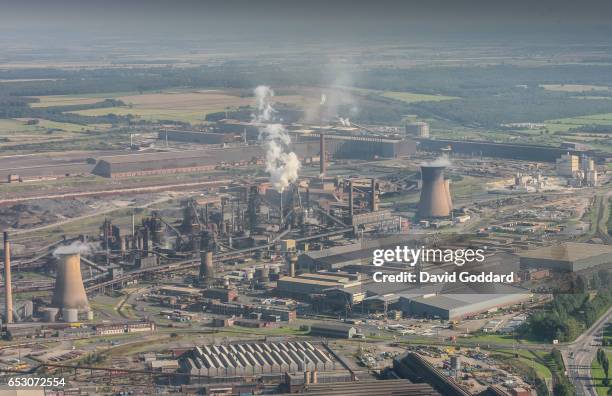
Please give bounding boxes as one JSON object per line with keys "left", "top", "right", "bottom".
{"left": 563, "top": 307, "right": 611, "bottom": 396}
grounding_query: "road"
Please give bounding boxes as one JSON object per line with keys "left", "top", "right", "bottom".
{"left": 563, "top": 307, "right": 611, "bottom": 396}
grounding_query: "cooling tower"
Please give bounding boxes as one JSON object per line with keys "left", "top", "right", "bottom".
{"left": 417, "top": 166, "right": 452, "bottom": 218}
{"left": 52, "top": 253, "right": 90, "bottom": 311}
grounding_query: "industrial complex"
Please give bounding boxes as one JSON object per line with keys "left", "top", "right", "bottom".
{"left": 0, "top": 92, "right": 610, "bottom": 396}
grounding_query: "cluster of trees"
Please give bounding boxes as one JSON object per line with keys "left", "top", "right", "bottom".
{"left": 0, "top": 96, "right": 131, "bottom": 125}
{"left": 519, "top": 270, "right": 611, "bottom": 343}
{"left": 568, "top": 124, "right": 612, "bottom": 134}
{"left": 2, "top": 62, "right": 612, "bottom": 128}
{"left": 550, "top": 348, "right": 575, "bottom": 396}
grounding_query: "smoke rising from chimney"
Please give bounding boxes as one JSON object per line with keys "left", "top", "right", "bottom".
{"left": 53, "top": 241, "right": 99, "bottom": 258}
{"left": 253, "top": 85, "right": 301, "bottom": 193}
{"left": 422, "top": 154, "right": 451, "bottom": 167}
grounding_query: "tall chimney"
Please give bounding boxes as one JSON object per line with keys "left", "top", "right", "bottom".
{"left": 348, "top": 180, "right": 354, "bottom": 219}
{"left": 288, "top": 255, "right": 297, "bottom": 278}
{"left": 370, "top": 179, "right": 378, "bottom": 212}
{"left": 52, "top": 253, "right": 89, "bottom": 311}
{"left": 417, "top": 165, "right": 452, "bottom": 218}
{"left": 319, "top": 134, "right": 326, "bottom": 176}
{"left": 4, "top": 232, "right": 13, "bottom": 323}
{"left": 199, "top": 231, "right": 215, "bottom": 286}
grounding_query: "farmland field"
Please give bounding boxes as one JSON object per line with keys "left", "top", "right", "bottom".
{"left": 381, "top": 91, "right": 460, "bottom": 103}
{"left": 540, "top": 84, "right": 612, "bottom": 93}
{"left": 545, "top": 112, "right": 612, "bottom": 133}
{"left": 45, "top": 89, "right": 315, "bottom": 123}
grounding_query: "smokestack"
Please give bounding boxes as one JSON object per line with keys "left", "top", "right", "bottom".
{"left": 52, "top": 253, "right": 90, "bottom": 311}
{"left": 418, "top": 166, "right": 452, "bottom": 218}
{"left": 199, "top": 231, "right": 215, "bottom": 286}
{"left": 319, "top": 134, "right": 326, "bottom": 176}
{"left": 199, "top": 251, "right": 214, "bottom": 286}
{"left": 142, "top": 227, "right": 149, "bottom": 257}
{"left": 304, "top": 370, "right": 311, "bottom": 385}
{"left": 4, "top": 232, "right": 13, "bottom": 323}
{"left": 288, "top": 255, "right": 297, "bottom": 277}
{"left": 370, "top": 179, "right": 378, "bottom": 212}
{"left": 348, "top": 180, "right": 354, "bottom": 219}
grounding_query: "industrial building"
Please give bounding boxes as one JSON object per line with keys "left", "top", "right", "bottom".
{"left": 276, "top": 273, "right": 363, "bottom": 297}
{"left": 278, "top": 379, "right": 439, "bottom": 396}
{"left": 158, "top": 130, "right": 235, "bottom": 145}
{"left": 519, "top": 242, "right": 612, "bottom": 272}
{"left": 178, "top": 341, "right": 339, "bottom": 381}
{"left": 309, "top": 323, "right": 357, "bottom": 339}
{"left": 405, "top": 122, "right": 430, "bottom": 138}
{"left": 556, "top": 153, "right": 580, "bottom": 176}
{"left": 398, "top": 287, "right": 531, "bottom": 320}
{"left": 417, "top": 138, "right": 603, "bottom": 163}
{"left": 92, "top": 147, "right": 259, "bottom": 178}
{"left": 94, "top": 134, "right": 415, "bottom": 178}
{"left": 394, "top": 353, "right": 471, "bottom": 396}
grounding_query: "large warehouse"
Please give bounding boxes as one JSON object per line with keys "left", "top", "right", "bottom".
{"left": 94, "top": 135, "right": 414, "bottom": 178}
{"left": 397, "top": 285, "right": 531, "bottom": 320}
{"left": 179, "top": 341, "right": 339, "bottom": 381}
{"left": 519, "top": 242, "right": 612, "bottom": 272}
{"left": 92, "top": 147, "right": 264, "bottom": 178}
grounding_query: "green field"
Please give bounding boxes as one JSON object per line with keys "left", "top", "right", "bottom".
{"left": 591, "top": 350, "right": 612, "bottom": 396}
{"left": 68, "top": 106, "right": 211, "bottom": 123}
{"left": 545, "top": 112, "right": 612, "bottom": 133}
{"left": 493, "top": 348, "right": 553, "bottom": 383}
{"left": 381, "top": 91, "right": 459, "bottom": 103}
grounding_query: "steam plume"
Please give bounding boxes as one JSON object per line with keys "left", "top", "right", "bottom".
{"left": 422, "top": 154, "right": 451, "bottom": 167}
{"left": 252, "top": 85, "right": 301, "bottom": 192}
{"left": 53, "top": 241, "right": 99, "bottom": 257}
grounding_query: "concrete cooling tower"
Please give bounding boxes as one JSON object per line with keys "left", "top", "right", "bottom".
{"left": 52, "top": 253, "right": 90, "bottom": 311}
{"left": 417, "top": 165, "right": 453, "bottom": 218}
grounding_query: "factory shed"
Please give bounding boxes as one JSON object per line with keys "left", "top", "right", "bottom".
{"left": 278, "top": 379, "right": 439, "bottom": 395}
{"left": 309, "top": 323, "right": 357, "bottom": 339}
{"left": 179, "top": 341, "right": 337, "bottom": 382}
{"left": 158, "top": 130, "right": 234, "bottom": 144}
{"left": 92, "top": 147, "right": 263, "bottom": 178}
{"left": 398, "top": 289, "right": 531, "bottom": 320}
{"left": 519, "top": 242, "right": 612, "bottom": 272}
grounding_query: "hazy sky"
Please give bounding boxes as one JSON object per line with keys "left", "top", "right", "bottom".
{"left": 1, "top": 0, "right": 611, "bottom": 43}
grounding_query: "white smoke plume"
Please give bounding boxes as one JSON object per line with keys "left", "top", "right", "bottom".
{"left": 53, "top": 240, "right": 99, "bottom": 258}
{"left": 338, "top": 117, "right": 351, "bottom": 127}
{"left": 252, "top": 86, "right": 301, "bottom": 192}
{"left": 422, "top": 154, "right": 451, "bottom": 167}
{"left": 254, "top": 85, "right": 276, "bottom": 122}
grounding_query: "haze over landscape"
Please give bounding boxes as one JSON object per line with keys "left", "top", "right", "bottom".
{"left": 0, "top": 1, "right": 611, "bottom": 396}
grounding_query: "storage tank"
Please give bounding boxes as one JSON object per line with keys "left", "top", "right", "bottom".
{"left": 43, "top": 307, "right": 59, "bottom": 322}
{"left": 62, "top": 308, "right": 79, "bottom": 323}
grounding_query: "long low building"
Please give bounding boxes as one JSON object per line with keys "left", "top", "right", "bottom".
{"left": 398, "top": 286, "right": 532, "bottom": 320}
{"left": 519, "top": 242, "right": 612, "bottom": 272}
{"left": 276, "top": 273, "right": 363, "bottom": 297}
{"left": 94, "top": 135, "right": 415, "bottom": 178}
{"left": 179, "top": 341, "right": 338, "bottom": 381}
